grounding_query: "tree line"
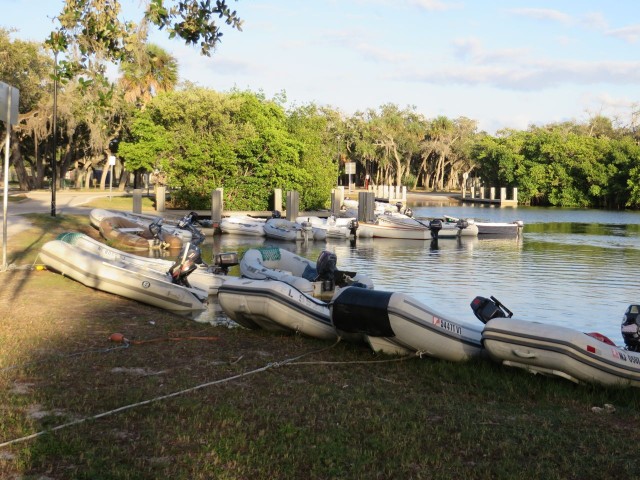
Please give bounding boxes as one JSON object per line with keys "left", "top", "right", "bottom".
{"left": 1, "top": 1, "right": 640, "bottom": 211}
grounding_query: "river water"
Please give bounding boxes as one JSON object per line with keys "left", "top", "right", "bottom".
{"left": 194, "top": 200, "right": 640, "bottom": 345}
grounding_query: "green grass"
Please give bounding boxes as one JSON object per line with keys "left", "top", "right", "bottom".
{"left": 82, "top": 195, "right": 157, "bottom": 212}
{"left": 1, "top": 215, "right": 640, "bottom": 479}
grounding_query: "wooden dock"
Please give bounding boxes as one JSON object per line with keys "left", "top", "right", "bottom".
{"left": 461, "top": 187, "right": 518, "bottom": 207}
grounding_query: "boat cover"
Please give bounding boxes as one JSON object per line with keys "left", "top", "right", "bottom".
{"left": 332, "top": 287, "right": 395, "bottom": 337}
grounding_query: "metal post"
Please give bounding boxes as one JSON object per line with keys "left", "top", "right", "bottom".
{"left": 108, "top": 155, "right": 115, "bottom": 200}
{"left": 51, "top": 50, "right": 58, "bottom": 217}
{"left": 133, "top": 188, "right": 143, "bottom": 214}
{"left": 2, "top": 86, "right": 11, "bottom": 271}
{"left": 211, "top": 188, "right": 223, "bottom": 226}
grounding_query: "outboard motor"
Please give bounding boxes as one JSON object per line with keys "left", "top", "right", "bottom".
{"left": 348, "top": 219, "right": 359, "bottom": 236}
{"left": 168, "top": 242, "right": 202, "bottom": 288}
{"left": 271, "top": 210, "right": 282, "bottom": 219}
{"left": 429, "top": 218, "right": 443, "bottom": 239}
{"left": 210, "top": 252, "right": 239, "bottom": 275}
{"left": 148, "top": 218, "right": 163, "bottom": 238}
{"left": 316, "top": 250, "right": 338, "bottom": 290}
{"left": 395, "top": 201, "right": 403, "bottom": 213}
{"left": 176, "top": 211, "right": 206, "bottom": 246}
{"left": 456, "top": 219, "right": 469, "bottom": 230}
{"left": 177, "top": 211, "right": 199, "bottom": 229}
{"left": 301, "top": 219, "right": 313, "bottom": 242}
{"left": 621, "top": 304, "right": 640, "bottom": 351}
{"left": 470, "top": 295, "right": 513, "bottom": 324}
{"left": 148, "top": 218, "right": 170, "bottom": 249}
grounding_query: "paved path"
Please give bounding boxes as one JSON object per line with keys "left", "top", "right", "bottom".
{"left": 1, "top": 190, "right": 126, "bottom": 236}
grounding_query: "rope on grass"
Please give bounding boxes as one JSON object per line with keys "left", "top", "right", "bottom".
{"left": 284, "top": 355, "right": 417, "bottom": 366}
{"left": 0, "top": 339, "right": 341, "bottom": 449}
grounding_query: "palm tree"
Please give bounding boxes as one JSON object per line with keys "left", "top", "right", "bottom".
{"left": 119, "top": 43, "right": 178, "bottom": 105}
{"left": 117, "top": 43, "right": 178, "bottom": 189}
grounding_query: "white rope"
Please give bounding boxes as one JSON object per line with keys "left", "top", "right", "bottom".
{"left": 0, "top": 340, "right": 340, "bottom": 449}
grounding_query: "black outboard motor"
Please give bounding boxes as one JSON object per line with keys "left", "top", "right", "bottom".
{"left": 316, "top": 250, "right": 338, "bottom": 290}
{"left": 168, "top": 242, "right": 203, "bottom": 288}
{"left": 177, "top": 211, "right": 207, "bottom": 245}
{"left": 470, "top": 295, "right": 513, "bottom": 324}
{"left": 271, "top": 210, "right": 282, "bottom": 219}
{"left": 456, "top": 219, "right": 469, "bottom": 230}
{"left": 177, "top": 211, "right": 199, "bottom": 229}
{"left": 210, "top": 252, "right": 239, "bottom": 275}
{"left": 621, "top": 304, "right": 640, "bottom": 351}
{"left": 348, "top": 219, "right": 359, "bottom": 236}
{"left": 429, "top": 218, "right": 443, "bottom": 239}
{"left": 148, "top": 218, "right": 170, "bottom": 249}
{"left": 148, "top": 218, "right": 163, "bottom": 238}
{"left": 395, "top": 201, "right": 403, "bottom": 213}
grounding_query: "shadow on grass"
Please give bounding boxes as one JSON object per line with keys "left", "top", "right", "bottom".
{"left": 4, "top": 213, "right": 96, "bottom": 304}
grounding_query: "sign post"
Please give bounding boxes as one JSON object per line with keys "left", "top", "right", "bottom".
{"left": 345, "top": 161, "right": 356, "bottom": 192}
{"left": 108, "top": 155, "right": 116, "bottom": 200}
{"left": 1, "top": 81, "right": 20, "bottom": 272}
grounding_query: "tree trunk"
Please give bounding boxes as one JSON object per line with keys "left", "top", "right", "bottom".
{"left": 99, "top": 164, "right": 109, "bottom": 190}
{"left": 84, "top": 166, "right": 93, "bottom": 189}
{"left": 59, "top": 145, "right": 74, "bottom": 190}
{"left": 74, "top": 164, "right": 84, "bottom": 189}
{"left": 118, "top": 168, "right": 129, "bottom": 191}
{"left": 9, "top": 131, "right": 32, "bottom": 190}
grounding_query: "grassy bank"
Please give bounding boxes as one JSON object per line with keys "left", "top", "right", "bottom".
{"left": 1, "top": 214, "right": 640, "bottom": 479}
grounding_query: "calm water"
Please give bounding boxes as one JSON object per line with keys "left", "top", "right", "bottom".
{"left": 194, "top": 201, "right": 640, "bottom": 345}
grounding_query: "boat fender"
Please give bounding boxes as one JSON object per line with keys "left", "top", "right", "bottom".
{"left": 331, "top": 287, "right": 395, "bottom": 337}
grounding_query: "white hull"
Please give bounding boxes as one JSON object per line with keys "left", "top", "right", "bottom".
{"left": 218, "top": 277, "right": 337, "bottom": 339}
{"left": 219, "top": 216, "right": 266, "bottom": 236}
{"left": 295, "top": 216, "right": 355, "bottom": 239}
{"left": 357, "top": 222, "right": 431, "bottom": 240}
{"left": 439, "top": 222, "right": 479, "bottom": 238}
{"left": 57, "top": 232, "right": 226, "bottom": 295}
{"left": 442, "top": 215, "right": 522, "bottom": 236}
{"left": 483, "top": 317, "right": 640, "bottom": 387}
{"left": 331, "top": 288, "right": 484, "bottom": 361}
{"left": 475, "top": 222, "right": 523, "bottom": 236}
{"left": 40, "top": 240, "right": 207, "bottom": 315}
{"left": 372, "top": 214, "right": 478, "bottom": 239}
{"left": 263, "top": 218, "right": 327, "bottom": 242}
{"left": 240, "top": 247, "right": 374, "bottom": 294}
